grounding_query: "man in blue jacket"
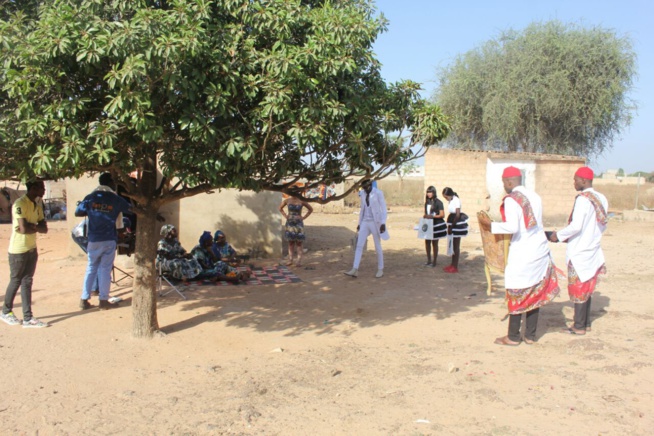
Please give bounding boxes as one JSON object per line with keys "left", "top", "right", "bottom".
{"left": 75, "top": 173, "right": 132, "bottom": 310}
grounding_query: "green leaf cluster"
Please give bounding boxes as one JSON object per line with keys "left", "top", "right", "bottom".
{"left": 0, "top": 0, "right": 449, "bottom": 206}
{"left": 433, "top": 20, "right": 636, "bottom": 157}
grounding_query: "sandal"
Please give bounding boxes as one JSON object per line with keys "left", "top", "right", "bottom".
{"left": 494, "top": 336, "right": 520, "bottom": 346}
{"left": 561, "top": 327, "right": 586, "bottom": 335}
{"left": 523, "top": 338, "right": 536, "bottom": 345}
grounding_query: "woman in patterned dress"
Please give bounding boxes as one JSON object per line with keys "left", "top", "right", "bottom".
{"left": 279, "top": 194, "right": 313, "bottom": 267}
{"left": 156, "top": 224, "right": 203, "bottom": 281}
{"left": 191, "top": 231, "right": 242, "bottom": 283}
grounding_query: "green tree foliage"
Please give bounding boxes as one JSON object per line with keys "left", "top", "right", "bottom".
{"left": 0, "top": 0, "right": 449, "bottom": 337}
{"left": 433, "top": 20, "right": 636, "bottom": 157}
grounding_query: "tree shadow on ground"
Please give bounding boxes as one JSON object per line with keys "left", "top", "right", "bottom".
{"left": 158, "top": 226, "right": 505, "bottom": 336}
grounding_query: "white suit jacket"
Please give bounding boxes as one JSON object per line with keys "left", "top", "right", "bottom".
{"left": 557, "top": 188, "right": 608, "bottom": 282}
{"left": 491, "top": 186, "right": 551, "bottom": 289}
{"left": 358, "top": 188, "right": 390, "bottom": 240}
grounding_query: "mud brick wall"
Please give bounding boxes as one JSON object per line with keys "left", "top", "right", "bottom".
{"left": 535, "top": 160, "right": 581, "bottom": 220}
{"left": 424, "top": 148, "right": 490, "bottom": 215}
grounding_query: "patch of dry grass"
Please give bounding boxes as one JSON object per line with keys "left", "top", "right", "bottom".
{"left": 597, "top": 182, "right": 654, "bottom": 211}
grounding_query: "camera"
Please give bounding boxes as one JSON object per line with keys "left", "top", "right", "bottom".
{"left": 117, "top": 231, "right": 136, "bottom": 256}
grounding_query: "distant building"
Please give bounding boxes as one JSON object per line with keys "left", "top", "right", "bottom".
{"left": 596, "top": 168, "right": 645, "bottom": 185}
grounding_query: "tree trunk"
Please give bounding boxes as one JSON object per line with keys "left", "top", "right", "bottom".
{"left": 131, "top": 155, "right": 161, "bottom": 338}
{"left": 131, "top": 208, "right": 159, "bottom": 337}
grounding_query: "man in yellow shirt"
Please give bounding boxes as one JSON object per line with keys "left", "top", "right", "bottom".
{"left": 1, "top": 181, "right": 49, "bottom": 328}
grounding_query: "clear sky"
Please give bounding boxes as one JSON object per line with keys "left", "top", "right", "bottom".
{"left": 372, "top": 0, "right": 653, "bottom": 175}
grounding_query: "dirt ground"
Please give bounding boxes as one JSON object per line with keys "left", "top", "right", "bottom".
{"left": 0, "top": 207, "right": 653, "bottom": 435}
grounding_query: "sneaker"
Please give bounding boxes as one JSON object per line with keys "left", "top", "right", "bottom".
{"left": 99, "top": 299, "right": 119, "bottom": 310}
{"left": 1, "top": 311, "right": 21, "bottom": 326}
{"left": 79, "top": 299, "right": 94, "bottom": 310}
{"left": 22, "top": 318, "right": 49, "bottom": 328}
{"left": 344, "top": 268, "right": 358, "bottom": 278}
{"left": 375, "top": 269, "right": 384, "bottom": 278}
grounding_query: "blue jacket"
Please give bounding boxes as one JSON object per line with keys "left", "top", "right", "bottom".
{"left": 75, "top": 186, "right": 132, "bottom": 243}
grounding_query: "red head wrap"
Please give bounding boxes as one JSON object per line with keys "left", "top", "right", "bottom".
{"left": 575, "top": 166, "right": 594, "bottom": 180}
{"left": 502, "top": 166, "right": 522, "bottom": 178}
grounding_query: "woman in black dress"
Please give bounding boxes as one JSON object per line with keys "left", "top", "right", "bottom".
{"left": 423, "top": 186, "right": 447, "bottom": 267}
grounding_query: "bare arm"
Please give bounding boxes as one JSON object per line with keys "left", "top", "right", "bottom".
{"left": 17, "top": 217, "right": 37, "bottom": 234}
{"left": 279, "top": 199, "right": 288, "bottom": 219}
{"left": 302, "top": 201, "right": 313, "bottom": 220}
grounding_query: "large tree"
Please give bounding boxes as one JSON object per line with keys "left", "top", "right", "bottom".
{"left": 434, "top": 20, "right": 636, "bottom": 157}
{"left": 0, "top": 0, "right": 449, "bottom": 337}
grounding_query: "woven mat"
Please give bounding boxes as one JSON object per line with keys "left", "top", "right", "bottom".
{"left": 191, "top": 265, "right": 302, "bottom": 286}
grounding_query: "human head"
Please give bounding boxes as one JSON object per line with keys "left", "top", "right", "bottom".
{"left": 160, "top": 224, "right": 176, "bottom": 239}
{"left": 573, "top": 166, "right": 594, "bottom": 191}
{"left": 99, "top": 172, "right": 115, "bottom": 188}
{"left": 199, "top": 231, "right": 213, "bottom": 247}
{"left": 362, "top": 179, "right": 373, "bottom": 193}
{"left": 425, "top": 186, "right": 437, "bottom": 201}
{"left": 25, "top": 180, "right": 45, "bottom": 199}
{"left": 214, "top": 230, "right": 226, "bottom": 245}
{"left": 501, "top": 166, "right": 522, "bottom": 194}
{"left": 442, "top": 187, "right": 457, "bottom": 201}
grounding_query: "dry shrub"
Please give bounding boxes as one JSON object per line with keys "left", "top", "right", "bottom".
{"left": 599, "top": 183, "right": 654, "bottom": 211}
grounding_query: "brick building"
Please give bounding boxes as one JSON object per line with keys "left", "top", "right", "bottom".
{"left": 424, "top": 148, "right": 585, "bottom": 221}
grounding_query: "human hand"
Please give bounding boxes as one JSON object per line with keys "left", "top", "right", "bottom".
{"left": 356, "top": 225, "right": 360, "bottom": 231}
{"left": 548, "top": 231, "right": 559, "bottom": 243}
{"left": 380, "top": 224, "right": 386, "bottom": 234}
{"left": 423, "top": 214, "right": 430, "bottom": 219}
{"left": 447, "top": 227, "right": 452, "bottom": 235}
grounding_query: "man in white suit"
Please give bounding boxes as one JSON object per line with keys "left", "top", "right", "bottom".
{"left": 345, "top": 180, "right": 389, "bottom": 278}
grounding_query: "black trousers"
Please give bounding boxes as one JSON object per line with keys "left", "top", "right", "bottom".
{"left": 3, "top": 250, "right": 39, "bottom": 321}
{"left": 508, "top": 308, "right": 539, "bottom": 342}
{"left": 573, "top": 296, "right": 592, "bottom": 330}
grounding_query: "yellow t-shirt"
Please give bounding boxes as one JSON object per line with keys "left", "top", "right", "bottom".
{"left": 8, "top": 194, "right": 44, "bottom": 254}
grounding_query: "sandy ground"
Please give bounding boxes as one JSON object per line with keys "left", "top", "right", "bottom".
{"left": 0, "top": 207, "right": 653, "bottom": 435}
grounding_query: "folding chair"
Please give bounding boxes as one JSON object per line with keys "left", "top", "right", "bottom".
{"left": 111, "top": 263, "right": 133, "bottom": 285}
{"left": 157, "top": 261, "right": 187, "bottom": 300}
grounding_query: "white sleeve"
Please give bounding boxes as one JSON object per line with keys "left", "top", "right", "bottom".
{"left": 491, "top": 198, "right": 520, "bottom": 235}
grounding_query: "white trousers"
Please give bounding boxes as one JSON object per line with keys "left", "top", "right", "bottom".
{"left": 353, "top": 220, "right": 384, "bottom": 270}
